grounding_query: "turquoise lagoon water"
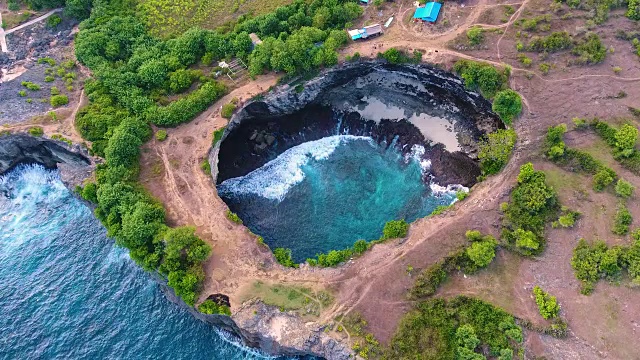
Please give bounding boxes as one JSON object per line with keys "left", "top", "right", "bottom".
{"left": 0, "top": 165, "right": 301, "bottom": 360}
{"left": 218, "top": 135, "right": 461, "bottom": 263}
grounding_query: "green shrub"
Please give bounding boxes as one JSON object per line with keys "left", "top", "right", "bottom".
{"left": 552, "top": 207, "right": 581, "bottom": 228}
{"left": 381, "top": 219, "right": 409, "bottom": 240}
{"left": 539, "top": 63, "right": 551, "bottom": 75}
{"left": 221, "top": 102, "right": 236, "bottom": 119}
{"left": 45, "top": 76, "right": 55, "bottom": 82}
{"left": 198, "top": 299, "right": 231, "bottom": 315}
{"left": 386, "top": 297, "right": 522, "bottom": 359}
{"left": 21, "top": 81, "right": 41, "bottom": 91}
{"left": 80, "top": 182, "right": 98, "bottom": 203}
{"left": 307, "top": 239, "right": 370, "bottom": 267}
{"left": 147, "top": 82, "right": 226, "bottom": 127}
{"left": 544, "top": 124, "right": 567, "bottom": 160}
{"left": 456, "top": 190, "right": 469, "bottom": 201}
{"left": 572, "top": 33, "right": 607, "bottom": 65}
{"left": 156, "top": 130, "right": 168, "bottom": 141}
{"left": 517, "top": 53, "right": 532, "bottom": 67}
{"left": 478, "top": 129, "right": 517, "bottom": 175}
{"left": 627, "top": 0, "right": 640, "bottom": 20}
{"left": 168, "top": 69, "right": 196, "bottom": 94}
{"left": 615, "top": 123, "right": 638, "bottom": 156}
{"left": 492, "top": 90, "right": 522, "bottom": 125}
{"left": 28, "top": 127, "right": 44, "bottom": 137}
{"left": 410, "top": 263, "right": 448, "bottom": 298}
{"left": 46, "top": 14, "right": 62, "bottom": 28}
{"left": 377, "top": 48, "right": 417, "bottom": 64}
{"left": 453, "top": 60, "right": 508, "bottom": 98}
{"left": 613, "top": 204, "right": 632, "bottom": 235}
{"left": 18, "top": 90, "right": 27, "bottom": 97}
{"left": 50, "top": 94, "right": 69, "bottom": 107}
{"left": 615, "top": 179, "right": 634, "bottom": 198}
{"left": 533, "top": 286, "right": 560, "bottom": 319}
{"left": 212, "top": 127, "right": 225, "bottom": 146}
{"left": 466, "top": 236, "right": 497, "bottom": 268}
{"left": 501, "top": 163, "right": 558, "bottom": 256}
{"left": 50, "top": 86, "right": 60, "bottom": 95}
{"left": 226, "top": 210, "right": 242, "bottom": 224}
{"left": 592, "top": 168, "right": 615, "bottom": 191}
{"left": 528, "top": 31, "right": 573, "bottom": 52}
{"left": 273, "top": 247, "right": 298, "bottom": 268}
{"left": 51, "top": 134, "right": 72, "bottom": 146}
{"left": 37, "top": 57, "right": 56, "bottom": 66}
{"left": 467, "top": 27, "right": 484, "bottom": 45}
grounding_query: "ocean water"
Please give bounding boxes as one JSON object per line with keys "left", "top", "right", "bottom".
{"left": 0, "top": 165, "right": 298, "bottom": 360}
{"left": 218, "top": 136, "right": 460, "bottom": 263}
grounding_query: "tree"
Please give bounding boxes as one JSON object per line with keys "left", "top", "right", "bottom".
{"left": 592, "top": 168, "right": 614, "bottom": 192}
{"left": 467, "top": 27, "right": 484, "bottom": 45}
{"left": 160, "top": 226, "right": 211, "bottom": 274}
{"left": 615, "top": 124, "right": 638, "bottom": 156}
{"left": 478, "top": 129, "right": 517, "bottom": 175}
{"left": 492, "top": 89, "right": 522, "bottom": 125}
{"left": 104, "top": 125, "right": 142, "bottom": 168}
{"left": 466, "top": 238, "right": 497, "bottom": 268}
{"left": 119, "top": 201, "right": 165, "bottom": 249}
{"left": 615, "top": 179, "right": 634, "bottom": 198}
{"left": 533, "top": 285, "right": 560, "bottom": 319}
{"left": 513, "top": 228, "right": 539, "bottom": 252}
{"left": 168, "top": 69, "right": 194, "bottom": 93}
{"left": 274, "top": 248, "right": 297, "bottom": 268}
{"left": 626, "top": 0, "right": 640, "bottom": 20}
{"left": 381, "top": 219, "right": 409, "bottom": 240}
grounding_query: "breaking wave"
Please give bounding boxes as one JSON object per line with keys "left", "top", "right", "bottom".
{"left": 218, "top": 135, "right": 374, "bottom": 201}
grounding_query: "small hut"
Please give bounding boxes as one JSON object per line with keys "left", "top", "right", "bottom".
{"left": 413, "top": 2, "right": 442, "bottom": 23}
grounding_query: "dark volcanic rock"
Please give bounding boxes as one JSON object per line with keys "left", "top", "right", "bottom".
{"left": 215, "top": 61, "right": 503, "bottom": 188}
{"left": 0, "top": 134, "right": 91, "bottom": 185}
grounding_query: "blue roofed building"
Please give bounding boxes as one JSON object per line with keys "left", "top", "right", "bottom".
{"left": 413, "top": 2, "right": 442, "bottom": 23}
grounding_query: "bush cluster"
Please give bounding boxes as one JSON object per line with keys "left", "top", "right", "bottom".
{"left": 306, "top": 239, "right": 369, "bottom": 267}
{"left": 50, "top": 94, "right": 69, "bottom": 107}
{"left": 28, "top": 127, "right": 44, "bottom": 137}
{"left": 544, "top": 123, "right": 619, "bottom": 191}
{"left": 381, "top": 219, "right": 409, "bottom": 240}
{"left": 590, "top": 119, "right": 640, "bottom": 174}
{"left": 377, "top": 48, "right": 423, "bottom": 64}
{"left": 453, "top": 60, "right": 509, "bottom": 98}
{"left": 571, "top": 33, "right": 607, "bottom": 65}
{"left": 198, "top": 299, "right": 231, "bottom": 315}
{"left": 147, "top": 82, "right": 226, "bottom": 126}
{"left": 527, "top": 31, "right": 573, "bottom": 53}
{"left": 533, "top": 286, "right": 560, "bottom": 319}
{"left": 410, "top": 231, "right": 498, "bottom": 299}
{"left": 552, "top": 207, "right": 581, "bottom": 228}
{"left": 466, "top": 27, "right": 484, "bottom": 45}
{"left": 572, "top": 236, "right": 640, "bottom": 294}
{"left": 501, "top": 163, "right": 558, "bottom": 255}
{"left": 386, "top": 297, "right": 522, "bottom": 359}
{"left": 273, "top": 247, "right": 298, "bottom": 268}
{"left": 613, "top": 203, "right": 633, "bottom": 235}
{"left": 492, "top": 89, "right": 523, "bottom": 125}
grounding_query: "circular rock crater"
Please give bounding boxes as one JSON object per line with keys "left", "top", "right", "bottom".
{"left": 213, "top": 61, "right": 503, "bottom": 262}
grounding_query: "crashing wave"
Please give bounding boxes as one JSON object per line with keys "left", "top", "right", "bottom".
{"left": 404, "top": 144, "right": 432, "bottom": 174}
{"left": 217, "top": 135, "right": 375, "bottom": 201}
{"left": 430, "top": 182, "right": 468, "bottom": 205}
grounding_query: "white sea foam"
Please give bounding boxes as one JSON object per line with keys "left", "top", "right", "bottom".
{"left": 405, "top": 144, "right": 432, "bottom": 174}
{"left": 430, "top": 182, "right": 468, "bottom": 205}
{"left": 218, "top": 135, "right": 375, "bottom": 201}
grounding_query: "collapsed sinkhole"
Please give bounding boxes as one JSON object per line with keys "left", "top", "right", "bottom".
{"left": 213, "top": 61, "right": 503, "bottom": 262}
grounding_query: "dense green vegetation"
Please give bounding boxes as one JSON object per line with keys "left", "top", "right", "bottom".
{"left": 466, "top": 26, "right": 484, "bottom": 45}
{"left": 552, "top": 207, "right": 581, "bottom": 228}
{"left": 28, "top": 126, "right": 44, "bottom": 136}
{"left": 381, "top": 219, "right": 409, "bottom": 240}
{"left": 572, "top": 235, "right": 640, "bottom": 294}
{"left": 533, "top": 286, "right": 560, "bottom": 319}
{"left": 492, "top": 89, "right": 522, "bottom": 125}
{"left": 273, "top": 247, "right": 298, "bottom": 268}
{"left": 527, "top": 31, "right": 573, "bottom": 53}
{"left": 613, "top": 203, "right": 633, "bottom": 235}
{"left": 589, "top": 119, "right": 640, "bottom": 174}
{"left": 198, "top": 299, "right": 231, "bottom": 315}
{"left": 385, "top": 297, "right": 523, "bottom": 359}
{"left": 501, "top": 163, "right": 559, "bottom": 256}
{"left": 571, "top": 33, "right": 607, "bottom": 65}
{"left": 453, "top": 60, "right": 509, "bottom": 99}
{"left": 377, "top": 48, "right": 423, "bottom": 64}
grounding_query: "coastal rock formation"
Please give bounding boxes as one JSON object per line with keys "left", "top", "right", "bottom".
{"left": 215, "top": 61, "right": 503, "bottom": 188}
{"left": 0, "top": 134, "right": 92, "bottom": 186}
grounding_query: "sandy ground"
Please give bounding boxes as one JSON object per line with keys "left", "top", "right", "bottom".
{"left": 5, "top": 0, "right": 640, "bottom": 357}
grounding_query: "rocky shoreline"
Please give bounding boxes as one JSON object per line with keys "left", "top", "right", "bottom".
{"left": 215, "top": 60, "right": 503, "bottom": 188}
{"left": 0, "top": 133, "right": 92, "bottom": 187}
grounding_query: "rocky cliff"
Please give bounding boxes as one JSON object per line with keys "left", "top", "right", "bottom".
{"left": 0, "top": 134, "right": 92, "bottom": 186}
{"left": 215, "top": 60, "right": 503, "bottom": 187}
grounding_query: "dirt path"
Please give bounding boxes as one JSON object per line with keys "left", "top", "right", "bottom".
{"left": 4, "top": 8, "right": 63, "bottom": 35}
